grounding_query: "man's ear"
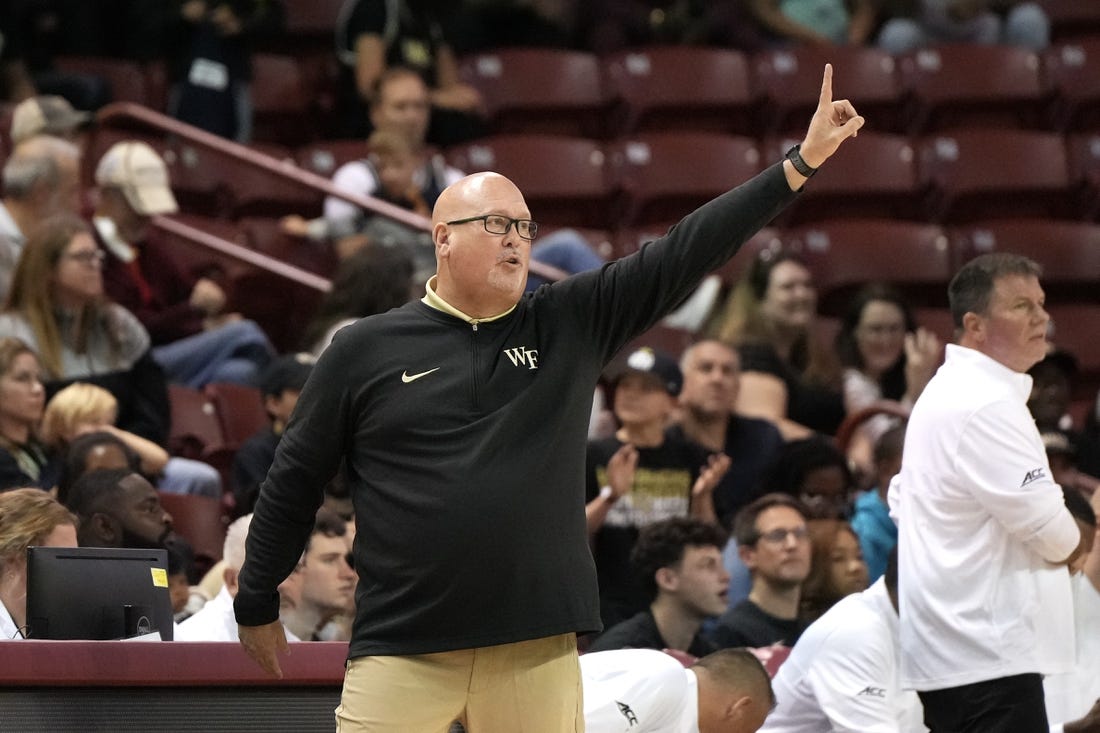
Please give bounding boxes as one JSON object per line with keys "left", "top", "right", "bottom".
{"left": 92, "top": 512, "right": 119, "bottom": 544}
{"left": 655, "top": 566, "right": 678, "bottom": 593}
{"left": 433, "top": 222, "right": 451, "bottom": 258}
{"left": 725, "top": 694, "right": 754, "bottom": 720}
{"left": 739, "top": 544, "right": 757, "bottom": 571}
{"left": 961, "top": 311, "right": 983, "bottom": 341}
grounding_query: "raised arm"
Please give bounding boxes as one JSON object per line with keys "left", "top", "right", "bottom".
{"left": 783, "top": 64, "right": 865, "bottom": 191}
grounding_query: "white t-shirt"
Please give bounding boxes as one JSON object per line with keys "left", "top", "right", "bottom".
{"left": 761, "top": 578, "right": 926, "bottom": 733}
{"left": 0, "top": 598, "right": 23, "bottom": 640}
{"left": 1045, "top": 572, "right": 1100, "bottom": 729}
{"left": 582, "top": 649, "right": 698, "bottom": 733}
{"left": 889, "top": 345, "right": 1079, "bottom": 690}
{"left": 175, "top": 586, "right": 299, "bottom": 643}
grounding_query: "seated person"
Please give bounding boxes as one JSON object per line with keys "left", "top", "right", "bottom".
{"left": 176, "top": 513, "right": 300, "bottom": 642}
{"left": 41, "top": 381, "right": 221, "bottom": 499}
{"left": 798, "top": 519, "right": 869, "bottom": 624}
{"left": 850, "top": 424, "right": 905, "bottom": 583}
{"left": 0, "top": 215, "right": 170, "bottom": 446}
{"left": 0, "top": 488, "right": 78, "bottom": 640}
{"left": 278, "top": 507, "right": 358, "bottom": 642}
{"left": 0, "top": 337, "right": 56, "bottom": 491}
{"left": 93, "top": 141, "right": 274, "bottom": 388}
{"left": 582, "top": 648, "right": 773, "bottom": 733}
{"left": 588, "top": 517, "right": 729, "bottom": 658}
{"left": 66, "top": 469, "right": 174, "bottom": 551}
{"left": 761, "top": 551, "right": 926, "bottom": 732}
{"left": 878, "top": 0, "right": 1049, "bottom": 54}
{"left": 709, "top": 494, "right": 811, "bottom": 650}
{"left": 231, "top": 353, "right": 315, "bottom": 515}
{"left": 586, "top": 347, "right": 728, "bottom": 627}
{"left": 746, "top": 0, "right": 878, "bottom": 46}
{"left": 55, "top": 430, "right": 142, "bottom": 505}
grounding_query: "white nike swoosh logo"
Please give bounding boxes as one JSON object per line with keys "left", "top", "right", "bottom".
{"left": 401, "top": 367, "right": 440, "bottom": 383}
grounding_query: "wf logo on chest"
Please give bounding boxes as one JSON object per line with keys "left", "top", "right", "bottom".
{"left": 503, "top": 347, "right": 539, "bottom": 370}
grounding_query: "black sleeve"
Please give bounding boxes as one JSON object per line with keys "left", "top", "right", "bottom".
{"left": 344, "top": 0, "right": 387, "bottom": 47}
{"left": 118, "top": 351, "right": 171, "bottom": 446}
{"left": 737, "top": 341, "right": 785, "bottom": 378}
{"left": 0, "top": 449, "right": 34, "bottom": 491}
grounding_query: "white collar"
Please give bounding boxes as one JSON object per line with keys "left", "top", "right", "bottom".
{"left": 93, "top": 216, "right": 136, "bottom": 263}
{"left": 0, "top": 598, "right": 23, "bottom": 640}
{"left": 944, "top": 343, "right": 1033, "bottom": 399}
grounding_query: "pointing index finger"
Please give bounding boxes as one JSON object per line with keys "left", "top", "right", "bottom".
{"left": 819, "top": 63, "right": 833, "bottom": 108}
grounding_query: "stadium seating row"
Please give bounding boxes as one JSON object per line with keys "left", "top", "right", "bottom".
{"left": 80, "top": 126, "right": 1100, "bottom": 230}
{"left": 35, "top": 35, "right": 1100, "bottom": 148}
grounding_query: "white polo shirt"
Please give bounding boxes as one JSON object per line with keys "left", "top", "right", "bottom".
{"left": 175, "top": 587, "right": 299, "bottom": 643}
{"left": 889, "top": 345, "right": 1079, "bottom": 691}
{"left": 0, "top": 598, "right": 23, "bottom": 640}
{"left": 582, "top": 649, "right": 698, "bottom": 733}
{"left": 761, "top": 578, "right": 926, "bottom": 733}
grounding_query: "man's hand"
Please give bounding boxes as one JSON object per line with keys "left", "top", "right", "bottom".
{"left": 693, "top": 453, "right": 731, "bottom": 497}
{"left": 606, "top": 443, "right": 639, "bottom": 501}
{"left": 190, "top": 277, "right": 227, "bottom": 316}
{"left": 239, "top": 621, "right": 290, "bottom": 678}
{"left": 791, "top": 64, "right": 865, "bottom": 177}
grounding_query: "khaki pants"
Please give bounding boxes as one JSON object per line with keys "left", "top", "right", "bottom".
{"left": 335, "top": 633, "right": 583, "bottom": 733}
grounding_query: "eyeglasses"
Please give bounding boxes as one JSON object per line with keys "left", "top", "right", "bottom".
{"left": 857, "top": 323, "right": 906, "bottom": 338}
{"left": 756, "top": 526, "right": 809, "bottom": 545}
{"left": 64, "top": 249, "right": 106, "bottom": 266}
{"left": 446, "top": 214, "right": 538, "bottom": 240}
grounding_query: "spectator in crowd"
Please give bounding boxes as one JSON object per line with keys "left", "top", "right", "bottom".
{"left": 1042, "top": 430, "right": 1100, "bottom": 504}
{"left": 233, "top": 67, "right": 862, "bottom": 729}
{"left": 878, "top": 0, "right": 1049, "bottom": 54}
{"left": 1029, "top": 349, "right": 1080, "bottom": 434}
{"left": 278, "top": 507, "right": 358, "bottom": 642}
{"left": 231, "top": 353, "right": 315, "bottom": 515}
{"left": 301, "top": 245, "right": 416, "bottom": 357}
{"left": 10, "top": 94, "right": 91, "bottom": 146}
{"left": 850, "top": 423, "right": 904, "bottom": 583}
{"left": 0, "top": 337, "right": 55, "bottom": 492}
{"left": 0, "top": 488, "right": 78, "bottom": 640}
{"left": 746, "top": 0, "right": 878, "bottom": 46}
{"left": 760, "top": 551, "right": 926, "bottom": 732}
{"left": 40, "top": 381, "right": 220, "bottom": 498}
{"left": 0, "top": 135, "right": 82, "bottom": 301}
{"left": 710, "top": 250, "right": 845, "bottom": 439}
{"left": 0, "top": 214, "right": 171, "bottom": 445}
{"left": 165, "top": 0, "right": 286, "bottom": 142}
{"left": 709, "top": 493, "right": 811, "bottom": 649}
{"left": 762, "top": 436, "right": 854, "bottom": 520}
{"left": 66, "top": 468, "right": 173, "bottom": 551}
{"left": 798, "top": 518, "right": 868, "bottom": 623}
{"left": 669, "top": 339, "right": 785, "bottom": 530}
{"left": 93, "top": 140, "right": 274, "bottom": 389}
{"left": 1081, "top": 393, "right": 1100, "bottom": 480}
{"left": 176, "top": 513, "right": 300, "bottom": 642}
{"left": 583, "top": 647, "right": 774, "bottom": 733}
{"left": 588, "top": 517, "right": 729, "bottom": 657}
{"left": 55, "top": 430, "right": 141, "bottom": 505}
{"left": 891, "top": 253, "right": 1087, "bottom": 732}
{"left": 835, "top": 283, "right": 940, "bottom": 475}
{"left": 166, "top": 534, "right": 198, "bottom": 621}
{"left": 586, "top": 347, "right": 728, "bottom": 627}
{"left": 335, "top": 1, "right": 484, "bottom": 145}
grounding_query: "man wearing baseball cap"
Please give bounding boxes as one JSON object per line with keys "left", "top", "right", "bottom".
{"left": 10, "top": 95, "right": 92, "bottom": 146}
{"left": 92, "top": 140, "right": 273, "bottom": 389}
{"left": 585, "top": 346, "right": 731, "bottom": 630}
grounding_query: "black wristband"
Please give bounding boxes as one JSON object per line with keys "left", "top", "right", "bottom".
{"left": 785, "top": 144, "right": 818, "bottom": 178}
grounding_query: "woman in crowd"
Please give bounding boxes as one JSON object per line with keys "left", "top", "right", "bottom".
{"left": 710, "top": 249, "right": 845, "bottom": 439}
{"left": 0, "top": 338, "right": 55, "bottom": 491}
{"left": 0, "top": 215, "right": 220, "bottom": 497}
{"left": 799, "top": 519, "right": 869, "bottom": 624}
{"left": 835, "top": 283, "right": 941, "bottom": 474}
{"left": 0, "top": 488, "right": 78, "bottom": 639}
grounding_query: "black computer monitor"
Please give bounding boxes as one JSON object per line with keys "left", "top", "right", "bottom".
{"left": 25, "top": 546, "right": 174, "bottom": 641}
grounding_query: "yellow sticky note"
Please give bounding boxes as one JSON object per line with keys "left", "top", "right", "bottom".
{"left": 151, "top": 567, "right": 168, "bottom": 588}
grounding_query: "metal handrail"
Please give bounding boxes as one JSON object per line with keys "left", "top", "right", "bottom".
{"left": 94, "top": 102, "right": 569, "bottom": 283}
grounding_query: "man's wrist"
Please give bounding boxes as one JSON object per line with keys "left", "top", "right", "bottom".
{"left": 599, "top": 485, "right": 619, "bottom": 504}
{"left": 785, "top": 144, "right": 819, "bottom": 177}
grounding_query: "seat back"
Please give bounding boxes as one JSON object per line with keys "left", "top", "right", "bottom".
{"left": 167, "top": 384, "right": 226, "bottom": 460}
{"left": 461, "top": 49, "right": 609, "bottom": 137}
{"left": 611, "top": 132, "right": 761, "bottom": 227}
{"left": 158, "top": 492, "right": 227, "bottom": 572}
{"left": 603, "top": 47, "right": 755, "bottom": 136}
{"left": 204, "top": 382, "right": 270, "bottom": 449}
{"left": 918, "top": 129, "right": 1072, "bottom": 222}
{"left": 1045, "top": 38, "right": 1100, "bottom": 131}
{"left": 899, "top": 44, "right": 1048, "bottom": 132}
